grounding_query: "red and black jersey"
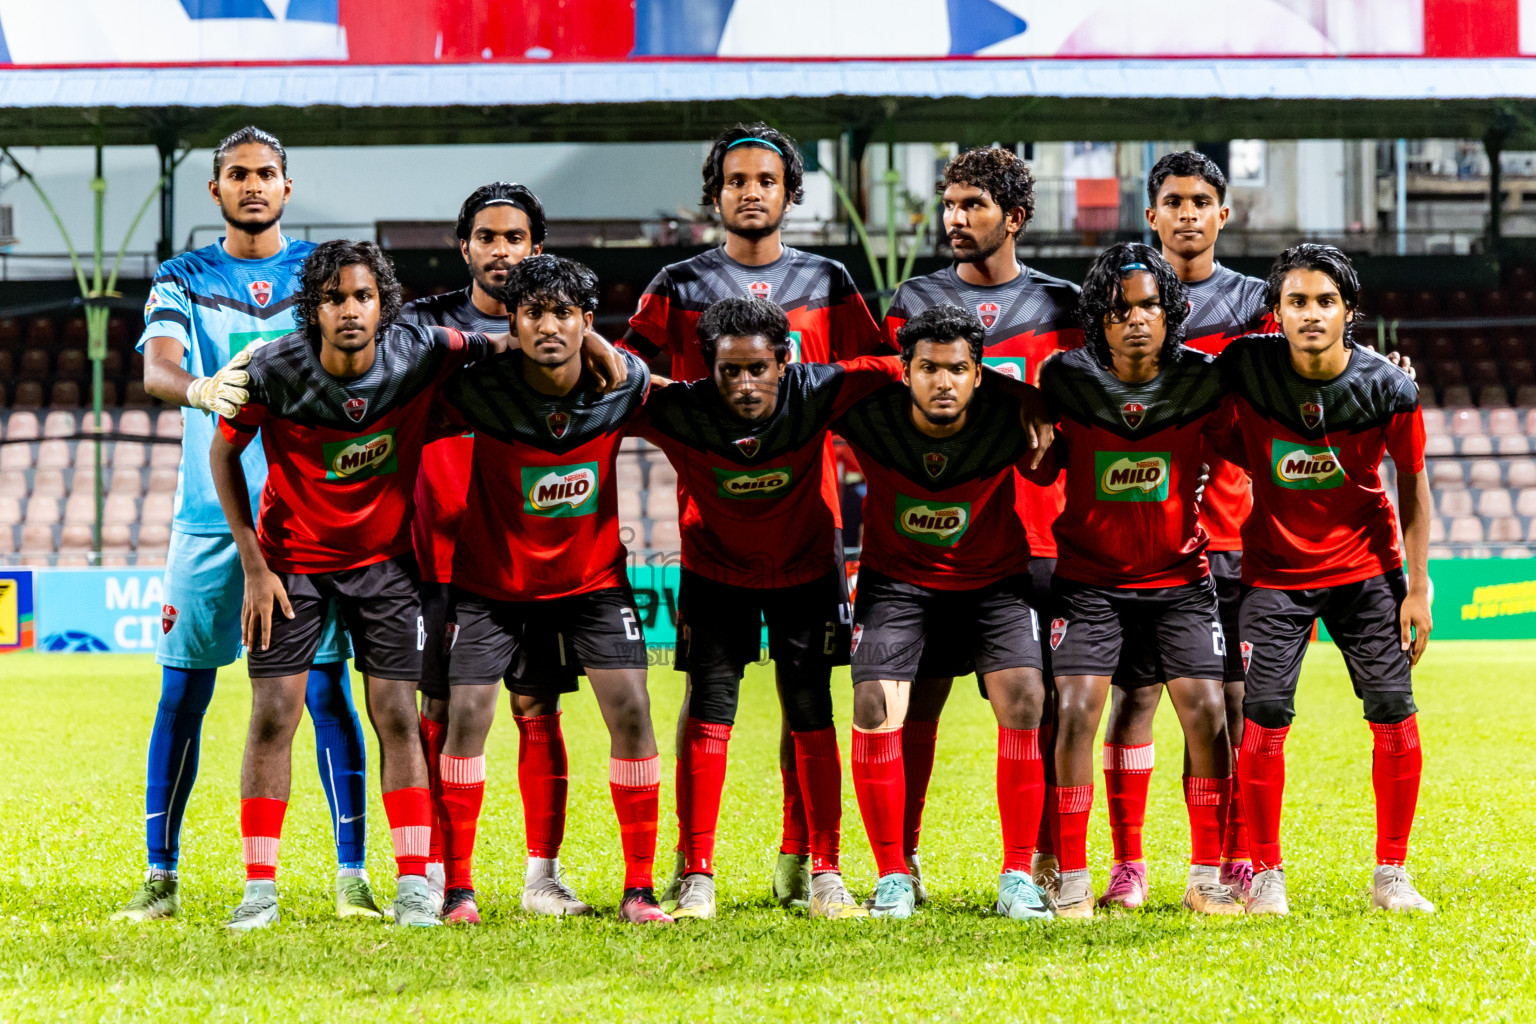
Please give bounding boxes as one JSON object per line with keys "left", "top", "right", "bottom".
{"left": 1180, "top": 263, "right": 1271, "bottom": 554}
{"left": 399, "top": 287, "right": 509, "bottom": 582}
{"left": 442, "top": 349, "right": 651, "bottom": 602}
{"left": 623, "top": 245, "right": 885, "bottom": 382}
{"left": 219, "top": 324, "right": 488, "bottom": 574}
{"left": 883, "top": 263, "right": 1082, "bottom": 558}
{"left": 834, "top": 384, "right": 1038, "bottom": 591}
{"left": 631, "top": 356, "right": 904, "bottom": 589}
{"left": 1213, "top": 336, "right": 1426, "bottom": 590}
{"left": 1040, "top": 346, "right": 1229, "bottom": 589}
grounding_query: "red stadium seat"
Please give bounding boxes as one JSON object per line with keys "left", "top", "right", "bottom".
{"left": 0, "top": 317, "right": 19, "bottom": 347}
{"left": 1508, "top": 266, "right": 1535, "bottom": 291}
{"left": 123, "top": 382, "right": 154, "bottom": 407}
{"left": 54, "top": 349, "right": 87, "bottom": 382}
{"left": 12, "top": 381, "right": 45, "bottom": 409}
{"left": 1446, "top": 290, "right": 1475, "bottom": 317}
{"left": 1477, "top": 386, "right": 1511, "bottom": 409}
{"left": 1431, "top": 460, "right": 1465, "bottom": 488}
{"left": 24, "top": 317, "right": 55, "bottom": 347}
{"left": 62, "top": 317, "right": 87, "bottom": 346}
{"left": 1411, "top": 291, "right": 1442, "bottom": 318}
{"left": 147, "top": 467, "right": 177, "bottom": 493}
{"left": 17, "top": 349, "right": 50, "bottom": 381}
{"left": 1468, "top": 358, "right": 1499, "bottom": 385}
{"left": 49, "top": 381, "right": 81, "bottom": 407}
{"left": 1427, "top": 336, "right": 1457, "bottom": 363}
{"left": 1449, "top": 408, "right": 1483, "bottom": 436}
{"left": 1490, "top": 408, "right": 1522, "bottom": 435}
{"left": 1496, "top": 336, "right": 1529, "bottom": 361}
{"left": 1479, "top": 289, "right": 1508, "bottom": 316}
{"left": 0, "top": 351, "right": 12, "bottom": 380}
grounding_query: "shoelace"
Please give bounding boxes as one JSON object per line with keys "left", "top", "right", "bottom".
{"left": 1193, "top": 881, "right": 1239, "bottom": 905}
{"left": 230, "top": 896, "right": 276, "bottom": 922}
{"left": 676, "top": 877, "right": 712, "bottom": 908}
{"left": 1250, "top": 874, "right": 1284, "bottom": 905}
{"left": 530, "top": 875, "right": 582, "bottom": 904}
{"left": 874, "top": 877, "right": 908, "bottom": 908}
{"left": 1003, "top": 876, "right": 1047, "bottom": 908}
{"left": 395, "top": 891, "right": 436, "bottom": 918}
{"left": 1104, "top": 869, "right": 1144, "bottom": 897}
{"left": 1378, "top": 871, "right": 1419, "bottom": 901}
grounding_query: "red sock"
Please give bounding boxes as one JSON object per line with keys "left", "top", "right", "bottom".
{"left": 439, "top": 755, "right": 485, "bottom": 890}
{"left": 679, "top": 718, "right": 731, "bottom": 875}
{"left": 419, "top": 713, "right": 446, "bottom": 869}
{"left": 1103, "top": 742, "right": 1154, "bottom": 864}
{"left": 1371, "top": 716, "right": 1423, "bottom": 866}
{"left": 1036, "top": 722, "right": 1057, "bottom": 857}
{"left": 900, "top": 719, "right": 938, "bottom": 858}
{"left": 1054, "top": 784, "right": 1094, "bottom": 873}
{"left": 516, "top": 714, "right": 568, "bottom": 858}
{"left": 382, "top": 787, "right": 433, "bottom": 878}
{"left": 1237, "top": 721, "right": 1289, "bottom": 871}
{"left": 1223, "top": 744, "right": 1250, "bottom": 862}
{"left": 610, "top": 756, "right": 661, "bottom": 890}
{"left": 780, "top": 760, "right": 811, "bottom": 857}
{"left": 997, "top": 727, "right": 1044, "bottom": 873}
{"left": 1184, "top": 775, "right": 1228, "bottom": 867}
{"left": 793, "top": 727, "right": 843, "bottom": 875}
{"left": 240, "top": 797, "right": 287, "bottom": 881}
{"left": 852, "top": 728, "right": 906, "bottom": 877}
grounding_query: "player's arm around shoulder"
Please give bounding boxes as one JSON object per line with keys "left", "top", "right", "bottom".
{"left": 139, "top": 267, "right": 202, "bottom": 406}
{"left": 209, "top": 407, "right": 290, "bottom": 653}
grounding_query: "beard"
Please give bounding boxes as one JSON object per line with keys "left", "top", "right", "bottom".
{"left": 947, "top": 220, "right": 1011, "bottom": 265}
{"left": 724, "top": 204, "right": 787, "bottom": 242}
{"left": 912, "top": 394, "right": 963, "bottom": 426}
{"left": 470, "top": 260, "right": 515, "bottom": 295}
{"left": 221, "top": 201, "right": 281, "bottom": 236}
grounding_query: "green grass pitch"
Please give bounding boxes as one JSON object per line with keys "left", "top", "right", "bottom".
{"left": 1, "top": 641, "right": 1533, "bottom": 1022}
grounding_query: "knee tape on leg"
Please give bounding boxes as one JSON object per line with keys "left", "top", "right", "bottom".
{"left": 686, "top": 674, "right": 741, "bottom": 726}
{"left": 1363, "top": 691, "right": 1418, "bottom": 725}
{"left": 1243, "top": 699, "right": 1295, "bottom": 730}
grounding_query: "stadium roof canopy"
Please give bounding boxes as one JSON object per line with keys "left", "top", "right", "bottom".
{"left": 4, "top": 59, "right": 1536, "bottom": 148}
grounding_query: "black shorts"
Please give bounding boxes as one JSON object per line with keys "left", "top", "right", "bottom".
{"left": 1050, "top": 576, "right": 1226, "bottom": 683}
{"left": 675, "top": 569, "right": 848, "bottom": 685}
{"left": 1209, "top": 550, "right": 1246, "bottom": 683}
{"left": 850, "top": 569, "right": 1043, "bottom": 684}
{"left": 249, "top": 553, "right": 422, "bottom": 680}
{"left": 417, "top": 580, "right": 454, "bottom": 702}
{"left": 448, "top": 584, "right": 647, "bottom": 696}
{"left": 1239, "top": 570, "right": 1414, "bottom": 720}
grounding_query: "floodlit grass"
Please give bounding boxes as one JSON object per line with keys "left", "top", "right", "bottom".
{"left": 0, "top": 641, "right": 1533, "bottom": 1022}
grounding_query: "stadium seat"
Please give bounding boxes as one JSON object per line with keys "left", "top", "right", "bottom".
{"left": 19, "top": 523, "right": 54, "bottom": 558}
{"left": 118, "top": 410, "right": 152, "bottom": 437}
{"left": 1477, "top": 488, "right": 1514, "bottom": 517}
{"left": 1428, "top": 517, "right": 1446, "bottom": 543}
{"left": 110, "top": 470, "right": 142, "bottom": 497}
{"left": 137, "top": 523, "right": 171, "bottom": 550}
{"left": 0, "top": 317, "right": 17, "bottom": 347}
{"left": 1448, "top": 291, "right": 1475, "bottom": 317}
{"left": 0, "top": 445, "right": 30, "bottom": 470}
{"left": 1477, "top": 386, "right": 1511, "bottom": 408}
{"left": 0, "top": 470, "right": 24, "bottom": 498}
{"left": 0, "top": 496, "right": 21, "bottom": 525}
{"left": 1461, "top": 546, "right": 1494, "bottom": 559}
{"left": 1480, "top": 290, "right": 1508, "bottom": 316}
{"left": 150, "top": 444, "right": 180, "bottom": 469}
{"left": 1469, "top": 357, "right": 1499, "bottom": 385}
{"left": 5, "top": 411, "right": 39, "bottom": 440}
{"left": 1509, "top": 359, "right": 1536, "bottom": 386}
{"left": 1518, "top": 386, "right": 1536, "bottom": 407}
{"left": 1435, "top": 361, "right": 1465, "bottom": 387}
{"left": 1528, "top": 519, "right": 1536, "bottom": 543}
{"left": 1460, "top": 435, "right": 1494, "bottom": 456}
{"left": 32, "top": 469, "right": 66, "bottom": 499}
{"left": 0, "top": 350, "right": 15, "bottom": 382}
{"left": 647, "top": 464, "right": 679, "bottom": 516}
{"left": 1424, "top": 434, "right": 1455, "bottom": 457}
{"left": 123, "top": 382, "right": 153, "bottom": 407}
{"left": 62, "top": 317, "right": 87, "bottom": 346}
{"left": 25, "top": 317, "right": 54, "bottom": 347}
{"left": 1449, "top": 408, "right": 1483, "bottom": 436}
{"left": 147, "top": 467, "right": 177, "bottom": 493}
{"left": 1412, "top": 292, "right": 1442, "bottom": 318}
{"left": 112, "top": 442, "right": 146, "bottom": 470}
{"left": 1512, "top": 460, "right": 1536, "bottom": 488}
{"left": 103, "top": 494, "right": 138, "bottom": 524}
{"left": 102, "top": 522, "right": 132, "bottom": 551}
{"left": 50, "top": 381, "right": 81, "bottom": 407}
{"left": 137, "top": 548, "right": 167, "bottom": 568}
{"left": 12, "top": 381, "right": 44, "bottom": 409}
{"left": 649, "top": 517, "right": 681, "bottom": 551}
{"left": 18, "top": 349, "right": 50, "bottom": 381}
{"left": 1469, "top": 460, "right": 1503, "bottom": 488}
{"left": 1489, "top": 408, "right": 1522, "bottom": 435}
{"left": 141, "top": 493, "right": 174, "bottom": 524}
{"left": 155, "top": 410, "right": 183, "bottom": 438}
{"left": 58, "top": 523, "right": 93, "bottom": 554}
{"left": 1443, "top": 385, "right": 1474, "bottom": 407}
{"left": 1440, "top": 489, "right": 1473, "bottom": 517}
{"left": 1428, "top": 545, "right": 1455, "bottom": 560}
{"left": 1421, "top": 408, "right": 1447, "bottom": 435}
{"left": 617, "top": 487, "right": 642, "bottom": 521}
{"left": 1501, "top": 546, "right": 1533, "bottom": 558}
{"left": 1496, "top": 336, "right": 1528, "bottom": 362}
{"left": 1488, "top": 516, "right": 1523, "bottom": 542}
{"left": 36, "top": 440, "right": 69, "bottom": 470}
{"left": 54, "top": 349, "right": 87, "bottom": 382}
{"left": 1497, "top": 435, "right": 1532, "bottom": 455}
{"left": 24, "top": 497, "right": 60, "bottom": 525}
{"left": 62, "top": 495, "right": 96, "bottom": 524}
{"left": 1449, "top": 516, "right": 1485, "bottom": 543}
{"left": 0, "top": 525, "right": 13, "bottom": 555}
{"left": 43, "top": 410, "right": 76, "bottom": 437}
{"left": 1518, "top": 488, "right": 1536, "bottom": 517}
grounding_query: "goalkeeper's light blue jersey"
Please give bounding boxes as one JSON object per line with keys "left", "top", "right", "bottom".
{"left": 136, "top": 236, "right": 317, "bottom": 535}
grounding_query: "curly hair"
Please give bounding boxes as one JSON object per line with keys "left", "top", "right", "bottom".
{"left": 701, "top": 122, "right": 806, "bottom": 208}
{"left": 1146, "top": 150, "right": 1227, "bottom": 206}
{"left": 1076, "top": 242, "right": 1190, "bottom": 368}
{"left": 213, "top": 125, "right": 287, "bottom": 178}
{"left": 1263, "top": 243, "right": 1361, "bottom": 344}
{"left": 490, "top": 254, "right": 600, "bottom": 315}
{"left": 939, "top": 147, "right": 1036, "bottom": 226}
{"left": 295, "top": 239, "right": 403, "bottom": 343}
{"left": 455, "top": 181, "right": 548, "bottom": 245}
{"left": 697, "top": 297, "right": 791, "bottom": 367}
{"left": 895, "top": 303, "right": 986, "bottom": 364}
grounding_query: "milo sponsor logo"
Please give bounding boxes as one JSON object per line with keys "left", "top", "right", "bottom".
{"left": 894, "top": 493, "right": 971, "bottom": 547}
{"left": 785, "top": 330, "right": 802, "bottom": 363}
{"left": 714, "top": 464, "right": 793, "bottom": 500}
{"left": 1094, "top": 451, "right": 1171, "bottom": 502}
{"left": 323, "top": 429, "right": 398, "bottom": 481}
{"left": 522, "top": 462, "right": 600, "bottom": 517}
{"left": 983, "top": 356, "right": 1027, "bottom": 382}
{"left": 228, "top": 328, "right": 289, "bottom": 357}
{"left": 1271, "top": 439, "right": 1344, "bottom": 490}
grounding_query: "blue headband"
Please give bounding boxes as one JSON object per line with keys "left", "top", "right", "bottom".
{"left": 727, "top": 137, "right": 784, "bottom": 156}
{"left": 1119, "top": 262, "right": 1150, "bottom": 273}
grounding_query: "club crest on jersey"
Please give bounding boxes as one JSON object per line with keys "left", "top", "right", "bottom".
{"left": 161, "top": 604, "right": 178, "bottom": 635}
{"left": 1299, "top": 401, "right": 1323, "bottom": 430}
{"left": 547, "top": 410, "right": 571, "bottom": 438}
{"left": 748, "top": 281, "right": 771, "bottom": 301}
{"left": 444, "top": 622, "right": 460, "bottom": 654}
{"left": 924, "top": 452, "right": 947, "bottom": 478}
{"left": 250, "top": 280, "right": 273, "bottom": 307}
{"left": 850, "top": 623, "right": 863, "bottom": 654}
{"left": 1241, "top": 641, "right": 1253, "bottom": 673}
{"left": 1121, "top": 402, "right": 1148, "bottom": 430}
{"left": 1050, "top": 617, "right": 1067, "bottom": 650}
{"left": 344, "top": 397, "right": 367, "bottom": 423}
{"left": 734, "top": 436, "right": 761, "bottom": 459}
{"left": 977, "top": 301, "right": 1000, "bottom": 329}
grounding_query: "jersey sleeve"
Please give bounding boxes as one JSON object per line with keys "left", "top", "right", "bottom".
{"left": 828, "top": 265, "right": 889, "bottom": 358}
{"left": 881, "top": 285, "right": 913, "bottom": 351}
{"left": 624, "top": 268, "right": 677, "bottom": 355}
{"left": 1385, "top": 406, "right": 1427, "bottom": 475}
{"left": 137, "top": 270, "right": 194, "bottom": 357}
{"left": 829, "top": 355, "right": 906, "bottom": 416}
{"left": 217, "top": 402, "right": 266, "bottom": 453}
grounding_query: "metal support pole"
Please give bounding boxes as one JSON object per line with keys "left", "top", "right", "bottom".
{"left": 157, "top": 142, "right": 176, "bottom": 263}
{"left": 90, "top": 144, "right": 107, "bottom": 560}
{"left": 1143, "top": 141, "right": 1156, "bottom": 246}
{"left": 1395, "top": 139, "right": 1408, "bottom": 257}
{"left": 1487, "top": 130, "right": 1506, "bottom": 251}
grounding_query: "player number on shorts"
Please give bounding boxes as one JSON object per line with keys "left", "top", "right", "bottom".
{"left": 417, "top": 615, "right": 426, "bottom": 652}
{"left": 1211, "top": 620, "right": 1227, "bottom": 657}
{"left": 621, "top": 607, "right": 640, "bottom": 642}
{"left": 823, "top": 621, "right": 837, "bottom": 656}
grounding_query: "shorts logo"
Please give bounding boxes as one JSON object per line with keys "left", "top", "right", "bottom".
{"left": 444, "top": 622, "right": 459, "bottom": 654}
{"left": 714, "top": 464, "right": 792, "bottom": 500}
{"left": 984, "top": 356, "right": 1026, "bottom": 381}
{"left": 343, "top": 397, "right": 367, "bottom": 423}
{"left": 1271, "top": 439, "right": 1344, "bottom": 490}
{"left": 734, "top": 436, "right": 761, "bottom": 459}
{"left": 1120, "top": 402, "right": 1148, "bottom": 430}
{"left": 161, "top": 604, "right": 178, "bottom": 635}
{"left": 977, "top": 301, "right": 1000, "bottom": 329}
{"left": 923, "top": 452, "right": 947, "bottom": 479}
{"left": 1299, "top": 401, "right": 1323, "bottom": 430}
{"left": 522, "top": 461, "right": 600, "bottom": 517}
{"left": 748, "top": 281, "right": 771, "bottom": 301}
{"left": 1240, "top": 640, "right": 1253, "bottom": 673}
{"left": 323, "top": 429, "right": 398, "bottom": 481}
{"left": 785, "top": 330, "right": 802, "bottom": 364}
{"left": 547, "top": 410, "right": 571, "bottom": 439}
{"left": 1094, "top": 451, "right": 1171, "bottom": 502}
{"left": 894, "top": 493, "right": 971, "bottom": 547}
{"left": 1050, "top": 617, "right": 1067, "bottom": 650}
{"left": 250, "top": 280, "right": 273, "bottom": 307}
{"left": 850, "top": 623, "right": 863, "bottom": 653}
